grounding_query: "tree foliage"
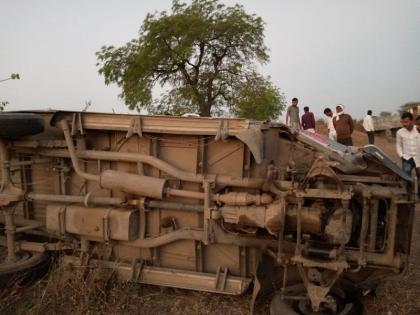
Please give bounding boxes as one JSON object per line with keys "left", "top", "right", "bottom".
{"left": 96, "top": 0, "right": 285, "bottom": 119}
{"left": 232, "top": 74, "right": 285, "bottom": 120}
{"left": 0, "top": 73, "right": 20, "bottom": 83}
{"left": 10, "top": 73, "right": 20, "bottom": 80}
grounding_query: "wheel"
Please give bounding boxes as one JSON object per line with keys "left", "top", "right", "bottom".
{"left": 270, "top": 284, "right": 362, "bottom": 315}
{"left": 0, "top": 246, "right": 51, "bottom": 287}
{"left": 0, "top": 113, "right": 44, "bottom": 138}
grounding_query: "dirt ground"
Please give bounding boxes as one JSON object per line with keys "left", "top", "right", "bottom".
{"left": 2, "top": 129, "right": 419, "bottom": 315}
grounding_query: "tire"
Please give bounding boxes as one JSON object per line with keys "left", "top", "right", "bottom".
{"left": 0, "top": 249, "right": 51, "bottom": 287}
{"left": 270, "top": 284, "right": 362, "bottom": 315}
{"left": 0, "top": 113, "right": 44, "bottom": 138}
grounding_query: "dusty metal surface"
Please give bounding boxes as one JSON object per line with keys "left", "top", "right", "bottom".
{"left": 0, "top": 111, "right": 416, "bottom": 314}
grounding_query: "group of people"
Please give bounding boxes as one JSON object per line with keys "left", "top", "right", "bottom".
{"left": 285, "top": 97, "right": 376, "bottom": 146}
{"left": 284, "top": 97, "right": 420, "bottom": 178}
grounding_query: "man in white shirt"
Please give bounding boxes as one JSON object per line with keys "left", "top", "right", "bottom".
{"left": 323, "top": 107, "right": 336, "bottom": 140}
{"left": 363, "top": 110, "right": 375, "bottom": 144}
{"left": 415, "top": 115, "right": 420, "bottom": 172}
{"left": 396, "top": 112, "right": 418, "bottom": 176}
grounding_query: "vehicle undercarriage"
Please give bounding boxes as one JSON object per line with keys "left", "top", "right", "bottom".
{"left": 0, "top": 111, "right": 415, "bottom": 314}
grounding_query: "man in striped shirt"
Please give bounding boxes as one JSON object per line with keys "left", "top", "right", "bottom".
{"left": 396, "top": 112, "right": 418, "bottom": 176}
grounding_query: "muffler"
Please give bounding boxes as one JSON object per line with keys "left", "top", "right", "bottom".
{"left": 100, "top": 170, "right": 167, "bottom": 199}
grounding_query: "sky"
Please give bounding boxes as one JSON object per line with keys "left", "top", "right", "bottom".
{"left": 1, "top": 0, "right": 419, "bottom": 120}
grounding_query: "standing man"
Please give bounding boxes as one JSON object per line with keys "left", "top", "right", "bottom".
{"left": 415, "top": 116, "right": 420, "bottom": 177}
{"left": 285, "top": 98, "right": 301, "bottom": 131}
{"left": 333, "top": 104, "right": 354, "bottom": 146}
{"left": 396, "top": 112, "right": 418, "bottom": 176}
{"left": 323, "top": 107, "right": 336, "bottom": 140}
{"left": 301, "top": 106, "right": 316, "bottom": 132}
{"left": 363, "top": 110, "right": 375, "bottom": 144}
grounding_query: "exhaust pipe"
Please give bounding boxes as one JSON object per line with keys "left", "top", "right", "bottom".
{"left": 60, "top": 120, "right": 167, "bottom": 199}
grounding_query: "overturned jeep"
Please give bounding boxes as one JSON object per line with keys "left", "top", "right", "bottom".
{"left": 0, "top": 111, "right": 415, "bottom": 314}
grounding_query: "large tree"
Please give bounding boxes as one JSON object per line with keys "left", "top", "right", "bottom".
{"left": 96, "top": 0, "right": 285, "bottom": 119}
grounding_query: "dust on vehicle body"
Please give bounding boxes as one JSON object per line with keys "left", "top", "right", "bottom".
{"left": 0, "top": 111, "right": 415, "bottom": 314}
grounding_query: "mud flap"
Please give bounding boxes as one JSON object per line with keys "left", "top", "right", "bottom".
{"left": 235, "top": 128, "right": 264, "bottom": 164}
{"left": 250, "top": 253, "right": 280, "bottom": 314}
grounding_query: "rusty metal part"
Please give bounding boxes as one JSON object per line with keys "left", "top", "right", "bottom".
{"left": 234, "top": 127, "right": 264, "bottom": 164}
{"left": 165, "top": 188, "right": 272, "bottom": 206}
{"left": 123, "top": 222, "right": 280, "bottom": 251}
{"left": 291, "top": 255, "right": 349, "bottom": 272}
{"left": 63, "top": 119, "right": 168, "bottom": 200}
{"left": 368, "top": 199, "right": 379, "bottom": 251}
{"left": 202, "top": 180, "right": 212, "bottom": 245}
{"left": 0, "top": 139, "right": 10, "bottom": 192}
{"left": 353, "top": 183, "right": 405, "bottom": 198}
{"left": 0, "top": 139, "right": 21, "bottom": 262}
{"left": 2, "top": 210, "right": 16, "bottom": 262}
{"left": 295, "top": 199, "right": 303, "bottom": 255}
{"left": 127, "top": 198, "right": 204, "bottom": 212}
{"left": 145, "top": 200, "right": 203, "bottom": 212}
{"left": 324, "top": 208, "right": 353, "bottom": 244}
{"left": 385, "top": 199, "right": 398, "bottom": 258}
{"left": 217, "top": 205, "right": 266, "bottom": 228}
{"left": 216, "top": 200, "right": 326, "bottom": 237}
{"left": 0, "top": 139, "right": 24, "bottom": 206}
{"left": 52, "top": 112, "right": 267, "bottom": 165}
{"left": 0, "top": 216, "right": 43, "bottom": 228}
{"left": 100, "top": 170, "right": 167, "bottom": 199}
{"left": 337, "top": 174, "right": 402, "bottom": 185}
{"left": 301, "top": 157, "right": 345, "bottom": 191}
{"left": 0, "top": 237, "right": 72, "bottom": 252}
{"left": 294, "top": 188, "right": 351, "bottom": 200}
{"left": 15, "top": 222, "right": 44, "bottom": 233}
{"left": 0, "top": 187, "right": 24, "bottom": 206}
{"left": 294, "top": 257, "right": 346, "bottom": 312}
{"left": 36, "top": 148, "right": 267, "bottom": 188}
{"left": 358, "top": 199, "right": 370, "bottom": 267}
{"left": 344, "top": 250, "right": 401, "bottom": 269}
{"left": 284, "top": 204, "right": 322, "bottom": 235}
{"left": 64, "top": 119, "right": 168, "bottom": 199}
{"left": 59, "top": 120, "right": 100, "bottom": 182}
{"left": 7, "top": 158, "right": 51, "bottom": 167}
{"left": 46, "top": 204, "right": 139, "bottom": 241}
{"left": 63, "top": 254, "right": 251, "bottom": 295}
{"left": 26, "top": 192, "right": 125, "bottom": 206}
{"left": 124, "top": 228, "right": 204, "bottom": 248}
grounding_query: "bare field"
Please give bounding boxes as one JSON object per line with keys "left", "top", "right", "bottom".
{"left": 1, "top": 129, "right": 419, "bottom": 315}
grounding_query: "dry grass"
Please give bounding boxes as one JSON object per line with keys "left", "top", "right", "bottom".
{"left": 0, "top": 259, "right": 268, "bottom": 315}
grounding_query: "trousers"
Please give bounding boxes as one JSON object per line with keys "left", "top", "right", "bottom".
{"left": 367, "top": 131, "right": 375, "bottom": 144}
{"left": 402, "top": 157, "right": 416, "bottom": 177}
{"left": 337, "top": 137, "right": 353, "bottom": 146}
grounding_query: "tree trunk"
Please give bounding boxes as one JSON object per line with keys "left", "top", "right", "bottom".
{"left": 199, "top": 103, "right": 211, "bottom": 117}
